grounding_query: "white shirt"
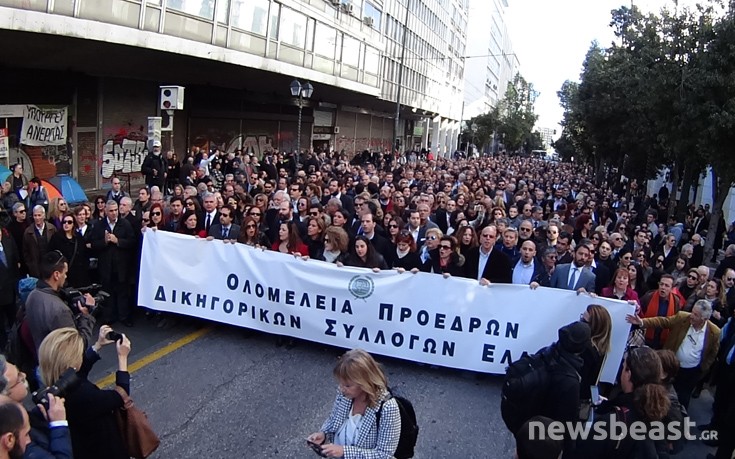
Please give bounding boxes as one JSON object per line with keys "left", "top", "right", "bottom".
{"left": 513, "top": 260, "right": 534, "bottom": 285}
{"left": 410, "top": 227, "right": 420, "bottom": 243}
{"left": 334, "top": 409, "right": 362, "bottom": 447}
{"left": 106, "top": 218, "right": 116, "bottom": 233}
{"left": 205, "top": 210, "right": 217, "bottom": 227}
{"left": 477, "top": 247, "right": 491, "bottom": 281}
{"left": 676, "top": 325, "right": 706, "bottom": 369}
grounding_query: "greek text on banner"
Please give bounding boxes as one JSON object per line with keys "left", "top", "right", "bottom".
{"left": 138, "top": 231, "right": 634, "bottom": 382}
{"left": 21, "top": 105, "right": 67, "bottom": 146}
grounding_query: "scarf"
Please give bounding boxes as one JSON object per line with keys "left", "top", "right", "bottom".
{"left": 643, "top": 290, "right": 677, "bottom": 343}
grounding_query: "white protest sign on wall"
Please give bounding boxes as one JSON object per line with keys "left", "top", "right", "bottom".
{"left": 20, "top": 105, "right": 68, "bottom": 146}
{"left": 138, "top": 231, "right": 634, "bottom": 382}
{"left": 0, "top": 129, "right": 8, "bottom": 159}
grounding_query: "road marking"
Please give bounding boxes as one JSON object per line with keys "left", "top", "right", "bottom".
{"left": 94, "top": 326, "right": 213, "bottom": 388}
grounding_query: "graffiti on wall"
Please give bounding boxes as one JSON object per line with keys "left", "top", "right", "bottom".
{"left": 100, "top": 129, "right": 147, "bottom": 179}
{"left": 191, "top": 133, "right": 275, "bottom": 157}
{"left": 40, "top": 142, "right": 72, "bottom": 175}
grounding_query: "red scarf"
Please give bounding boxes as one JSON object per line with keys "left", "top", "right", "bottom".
{"left": 643, "top": 290, "right": 677, "bottom": 342}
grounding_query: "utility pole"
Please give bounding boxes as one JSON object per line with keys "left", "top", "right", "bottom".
{"left": 393, "top": 0, "right": 411, "bottom": 154}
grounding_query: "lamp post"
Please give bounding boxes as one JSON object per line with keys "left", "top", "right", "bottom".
{"left": 471, "top": 123, "right": 478, "bottom": 157}
{"left": 290, "top": 79, "right": 314, "bottom": 167}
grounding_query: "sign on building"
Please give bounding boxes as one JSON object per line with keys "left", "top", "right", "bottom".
{"left": 0, "top": 128, "right": 8, "bottom": 159}
{"left": 20, "top": 105, "right": 68, "bottom": 146}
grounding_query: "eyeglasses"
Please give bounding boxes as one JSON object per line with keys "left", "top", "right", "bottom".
{"left": 152, "top": 212, "right": 161, "bottom": 216}
{"left": 520, "top": 227, "right": 532, "bottom": 232}
{"left": 142, "top": 218, "right": 151, "bottom": 223}
{"left": 427, "top": 236, "right": 438, "bottom": 240}
{"left": 439, "top": 245, "right": 452, "bottom": 250}
{"left": 727, "top": 277, "right": 735, "bottom": 281}
{"left": 17, "top": 209, "right": 26, "bottom": 213}
{"left": 389, "top": 224, "right": 399, "bottom": 228}
{"left": 245, "top": 224, "right": 256, "bottom": 228}
{"left": 309, "top": 212, "right": 319, "bottom": 217}
{"left": 186, "top": 202, "right": 195, "bottom": 206}
{"left": 249, "top": 212, "right": 261, "bottom": 216}
{"left": 622, "top": 256, "right": 632, "bottom": 260}
{"left": 62, "top": 220, "right": 74, "bottom": 225}
{"left": 688, "top": 275, "right": 698, "bottom": 280}
{"left": 6, "top": 371, "right": 26, "bottom": 391}
{"left": 481, "top": 234, "right": 495, "bottom": 238}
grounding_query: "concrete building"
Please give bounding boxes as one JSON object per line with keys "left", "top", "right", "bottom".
{"left": 463, "top": 0, "right": 519, "bottom": 120}
{"left": 0, "top": 0, "right": 466, "bottom": 191}
{"left": 536, "top": 127, "right": 555, "bottom": 149}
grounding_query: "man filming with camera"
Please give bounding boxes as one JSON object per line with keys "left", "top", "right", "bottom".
{"left": 25, "top": 251, "right": 96, "bottom": 356}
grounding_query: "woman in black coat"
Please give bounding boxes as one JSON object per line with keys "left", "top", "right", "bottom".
{"left": 38, "top": 326, "right": 132, "bottom": 459}
{"left": 425, "top": 236, "right": 465, "bottom": 277}
{"left": 48, "top": 213, "right": 91, "bottom": 288}
{"left": 341, "top": 235, "right": 388, "bottom": 270}
{"left": 391, "top": 230, "right": 423, "bottom": 271}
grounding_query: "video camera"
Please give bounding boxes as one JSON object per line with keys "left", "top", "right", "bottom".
{"left": 32, "top": 368, "right": 81, "bottom": 411}
{"left": 59, "top": 283, "right": 110, "bottom": 317}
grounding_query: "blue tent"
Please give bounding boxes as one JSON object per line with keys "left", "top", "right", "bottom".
{"left": 0, "top": 165, "right": 10, "bottom": 183}
{"left": 47, "top": 175, "right": 88, "bottom": 204}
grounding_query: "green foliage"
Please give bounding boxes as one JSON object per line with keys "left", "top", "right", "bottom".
{"left": 462, "top": 73, "right": 539, "bottom": 153}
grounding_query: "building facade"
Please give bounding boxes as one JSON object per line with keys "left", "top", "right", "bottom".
{"left": 462, "top": 0, "right": 519, "bottom": 120}
{"left": 0, "top": 0, "right": 466, "bottom": 191}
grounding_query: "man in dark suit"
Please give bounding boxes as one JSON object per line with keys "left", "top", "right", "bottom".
{"left": 359, "top": 213, "right": 392, "bottom": 264}
{"left": 714, "top": 244, "right": 735, "bottom": 279}
{"left": 463, "top": 225, "right": 512, "bottom": 284}
{"left": 208, "top": 205, "right": 240, "bottom": 240}
{"left": 549, "top": 242, "right": 596, "bottom": 292}
{"left": 90, "top": 200, "right": 136, "bottom": 326}
{"left": 511, "top": 240, "right": 543, "bottom": 285}
{"left": 433, "top": 206, "right": 451, "bottom": 234}
{"left": 198, "top": 192, "right": 221, "bottom": 234}
{"left": 322, "top": 179, "right": 355, "bottom": 217}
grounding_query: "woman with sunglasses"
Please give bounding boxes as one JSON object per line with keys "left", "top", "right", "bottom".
{"left": 237, "top": 216, "right": 270, "bottom": 247}
{"left": 386, "top": 216, "right": 404, "bottom": 244}
{"left": 48, "top": 212, "right": 91, "bottom": 288}
{"left": 147, "top": 203, "right": 165, "bottom": 230}
{"left": 91, "top": 196, "right": 106, "bottom": 222}
{"left": 319, "top": 226, "right": 350, "bottom": 264}
{"left": 425, "top": 236, "right": 464, "bottom": 277}
{"left": 183, "top": 197, "right": 201, "bottom": 215}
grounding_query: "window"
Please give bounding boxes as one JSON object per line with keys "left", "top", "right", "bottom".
{"left": 363, "top": 1, "right": 382, "bottom": 31}
{"left": 167, "top": 0, "right": 214, "bottom": 20}
{"left": 280, "top": 7, "right": 307, "bottom": 48}
{"left": 314, "top": 23, "right": 337, "bottom": 58}
{"left": 342, "top": 35, "right": 360, "bottom": 67}
{"left": 364, "top": 46, "right": 380, "bottom": 74}
{"left": 231, "top": 0, "right": 269, "bottom": 35}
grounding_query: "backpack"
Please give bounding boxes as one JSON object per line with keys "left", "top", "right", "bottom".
{"left": 376, "top": 390, "right": 419, "bottom": 459}
{"left": 500, "top": 349, "right": 551, "bottom": 435}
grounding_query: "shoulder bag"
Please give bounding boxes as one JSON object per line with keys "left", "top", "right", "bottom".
{"left": 114, "top": 386, "right": 160, "bottom": 458}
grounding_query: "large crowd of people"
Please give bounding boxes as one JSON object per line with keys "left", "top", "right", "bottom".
{"left": 0, "top": 142, "right": 734, "bottom": 458}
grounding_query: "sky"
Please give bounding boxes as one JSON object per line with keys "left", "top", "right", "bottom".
{"left": 503, "top": 0, "right": 699, "bottom": 135}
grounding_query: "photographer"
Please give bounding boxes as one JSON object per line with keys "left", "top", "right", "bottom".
{"left": 38, "top": 327, "right": 131, "bottom": 459}
{"left": 25, "top": 251, "right": 95, "bottom": 356}
{"left": 1, "top": 354, "right": 72, "bottom": 459}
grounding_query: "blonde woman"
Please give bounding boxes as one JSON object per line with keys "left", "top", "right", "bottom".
{"left": 39, "top": 326, "right": 131, "bottom": 459}
{"left": 580, "top": 304, "right": 612, "bottom": 397}
{"left": 307, "top": 349, "right": 400, "bottom": 458}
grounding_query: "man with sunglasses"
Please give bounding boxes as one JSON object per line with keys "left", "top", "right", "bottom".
{"left": 7, "top": 203, "right": 29, "bottom": 276}
{"left": 25, "top": 251, "right": 96, "bottom": 355}
{"left": 208, "top": 205, "right": 239, "bottom": 241}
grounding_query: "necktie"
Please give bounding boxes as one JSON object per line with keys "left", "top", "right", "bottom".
{"left": 0, "top": 246, "right": 7, "bottom": 267}
{"left": 206, "top": 214, "right": 211, "bottom": 231}
{"left": 568, "top": 267, "right": 578, "bottom": 290}
{"left": 223, "top": 227, "right": 228, "bottom": 239}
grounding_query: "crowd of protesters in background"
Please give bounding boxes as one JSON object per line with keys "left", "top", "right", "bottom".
{"left": 0, "top": 144, "right": 734, "bottom": 458}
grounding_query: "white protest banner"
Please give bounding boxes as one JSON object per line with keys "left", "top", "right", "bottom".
{"left": 0, "top": 129, "right": 8, "bottom": 159}
{"left": 139, "top": 231, "right": 634, "bottom": 382}
{"left": 20, "top": 105, "right": 67, "bottom": 146}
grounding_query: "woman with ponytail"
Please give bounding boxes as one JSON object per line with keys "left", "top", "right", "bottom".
{"left": 572, "top": 346, "right": 671, "bottom": 458}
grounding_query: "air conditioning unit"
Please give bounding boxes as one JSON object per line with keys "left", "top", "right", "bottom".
{"left": 342, "top": 2, "right": 354, "bottom": 14}
{"left": 334, "top": 126, "right": 340, "bottom": 134}
{"left": 363, "top": 16, "right": 374, "bottom": 27}
{"left": 160, "top": 85, "right": 185, "bottom": 110}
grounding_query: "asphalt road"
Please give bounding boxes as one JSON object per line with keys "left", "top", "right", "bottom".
{"left": 87, "top": 316, "right": 718, "bottom": 459}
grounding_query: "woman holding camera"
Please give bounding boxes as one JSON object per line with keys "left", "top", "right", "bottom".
{"left": 307, "top": 349, "right": 400, "bottom": 459}
{"left": 38, "top": 326, "right": 131, "bottom": 459}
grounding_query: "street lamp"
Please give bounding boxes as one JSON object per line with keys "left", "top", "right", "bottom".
{"left": 290, "top": 79, "right": 314, "bottom": 166}
{"left": 471, "top": 123, "right": 478, "bottom": 157}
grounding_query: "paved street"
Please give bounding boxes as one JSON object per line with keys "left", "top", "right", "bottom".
{"left": 86, "top": 316, "right": 718, "bottom": 459}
